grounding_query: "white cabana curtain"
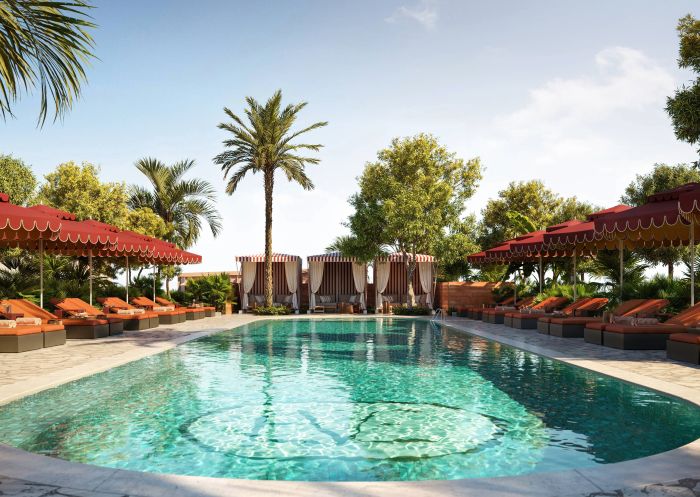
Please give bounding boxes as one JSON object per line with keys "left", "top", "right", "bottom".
{"left": 241, "top": 261, "right": 256, "bottom": 309}
{"left": 309, "top": 261, "right": 325, "bottom": 308}
{"left": 285, "top": 261, "right": 299, "bottom": 309}
{"left": 352, "top": 262, "right": 367, "bottom": 310}
{"left": 418, "top": 262, "right": 434, "bottom": 307}
{"left": 375, "top": 261, "right": 390, "bottom": 308}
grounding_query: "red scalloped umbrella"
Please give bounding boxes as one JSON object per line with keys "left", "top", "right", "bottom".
{"left": 593, "top": 184, "right": 700, "bottom": 303}
{"left": 0, "top": 198, "right": 202, "bottom": 305}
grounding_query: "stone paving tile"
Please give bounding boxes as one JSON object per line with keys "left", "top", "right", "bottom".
{"left": 0, "top": 315, "right": 256, "bottom": 388}
{"left": 442, "top": 317, "right": 700, "bottom": 391}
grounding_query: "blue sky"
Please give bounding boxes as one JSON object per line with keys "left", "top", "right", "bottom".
{"left": 1, "top": 0, "right": 698, "bottom": 272}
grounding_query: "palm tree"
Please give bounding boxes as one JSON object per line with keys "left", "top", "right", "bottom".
{"left": 129, "top": 158, "right": 222, "bottom": 248}
{"left": 129, "top": 158, "right": 222, "bottom": 295}
{"left": 0, "top": 0, "right": 95, "bottom": 125}
{"left": 214, "top": 90, "right": 327, "bottom": 306}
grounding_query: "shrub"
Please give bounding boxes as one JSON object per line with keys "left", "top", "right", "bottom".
{"left": 392, "top": 305, "right": 432, "bottom": 316}
{"left": 184, "top": 274, "right": 234, "bottom": 312}
{"left": 253, "top": 305, "right": 291, "bottom": 316}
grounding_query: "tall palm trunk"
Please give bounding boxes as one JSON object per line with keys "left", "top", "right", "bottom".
{"left": 406, "top": 251, "right": 417, "bottom": 308}
{"left": 668, "top": 262, "right": 674, "bottom": 279}
{"left": 264, "top": 168, "right": 274, "bottom": 307}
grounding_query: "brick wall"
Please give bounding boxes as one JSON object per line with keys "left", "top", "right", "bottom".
{"left": 436, "top": 281, "right": 500, "bottom": 310}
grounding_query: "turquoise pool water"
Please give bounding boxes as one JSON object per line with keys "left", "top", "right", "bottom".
{"left": 0, "top": 318, "right": 699, "bottom": 481}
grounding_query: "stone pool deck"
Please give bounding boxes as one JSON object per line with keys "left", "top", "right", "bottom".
{"left": 0, "top": 314, "right": 699, "bottom": 497}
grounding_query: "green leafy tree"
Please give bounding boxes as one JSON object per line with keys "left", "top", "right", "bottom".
{"left": 333, "top": 134, "right": 482, "bottom": 306}
{"left": 38, "top": 161, "right": 129, "bottom": 225}
{"left": 124, "top": 207, "right": 168, "bottom": 238}
{"left": 667, "top": 15, "right": 700, "bottom": 163}
{"left": 0, "top": 154, "right": 36, "bottom": 204}
{"left": 0, "top": 0, "right": 95, "bottom": 125}
{"left": 621, "top": 163, "right": 700, "bottom": 277}
{"left": 129, "top": 158, "right": 221, "bottom": 248}
{"left": 478, "top": 180, "right": 561, "bottom": 249}
{"left": 213, "top": 89, "right": 327, "bottom": 306}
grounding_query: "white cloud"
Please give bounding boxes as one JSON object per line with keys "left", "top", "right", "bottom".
{"left": 471, "top": 46, "right": 685, "bottom": 211}
{"left": 386, "top": 0, "right": 438, "bottom": 30}
{"left": 495, "top": 47, "right": 674, "bottom": 143}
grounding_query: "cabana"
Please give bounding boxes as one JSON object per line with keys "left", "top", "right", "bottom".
{"left": 307, "top": 252, "right": 367, "bottom": 312}
{"left": 374, "top": 253, "right": 435, "bottom": 311}
{"left": 237, "top": 253, "right": 302, "bottom": 311}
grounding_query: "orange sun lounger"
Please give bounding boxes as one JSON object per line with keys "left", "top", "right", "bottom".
{"left": 465, "top": 296, "right": 515, "bottom": 320}
{"left": 547, "top": 299, "right": 650, "bottom": 339}
{"left": 599, "top": 301, "right": 700, "bottom": 350}
{"left": 0, "top": 299, "right": 67, "bottom": 347}
{"left": 504, "top": 296, "right": 570, "bottom": 329}
{"left": 583, "top": 299, "right": 669, "bottom": 345}
{"left": 130, "top": 296, "right": 187, "bottom": 324}
{"left": 155, "top": 296, "right": 211, "bottom": 320}
{"left": 97, "top": 297, "right": 160, "bottom": 330}
{"left": 51, "top": 297, "right": 124, "bottom": 336}
{"left": 536, "top": 298, "right": 610, "bottom": 335}
{"left": 480, "top": 296, "right": 536, "bottom": 324}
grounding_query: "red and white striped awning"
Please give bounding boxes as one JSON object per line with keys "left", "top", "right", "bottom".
{"left": 307, "top": 251, "right": 358, "bottom": 262}
{"left": 236, "top": 253, "right": 301, "bottom": 262}
{"left": 376, "top": 253, "right": 435, "bottom": 262}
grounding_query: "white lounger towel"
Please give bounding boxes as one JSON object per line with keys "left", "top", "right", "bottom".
{"left": 0, "top": 320, "right": 17, "bottom": 328}
{"left": 16, "top": 317, "right": 41, "bottom": 325}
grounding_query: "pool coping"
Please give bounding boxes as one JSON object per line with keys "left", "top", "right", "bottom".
{"left": 0, "top": 314, "right": 699, "bottom": 497}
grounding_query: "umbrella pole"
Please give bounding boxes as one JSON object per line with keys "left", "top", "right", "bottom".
{"left": 572, "top": 252, "right": 577, "bottom": 301}
{"left": 153, "top": 265, "right": 157, "bottom": 300}
{"left": 39, "top": 239, "right": 44, "bottom": 308}
{"left": 125, "top": 256, "right": 130, "bottom": 303}
{"left": 539, "top": 255, "right": 543, "bottom": 294}
{"left": 514, "top": 268, "right": 517, "bottom": 305}
{"left": 619, "top": 240, "right": 624, "bottom": 300}
{"left": 692, "top": 220, "right": 696, "bottom": 306}
{"left": 88, "top": 251, "right": 93, "bottom": 306}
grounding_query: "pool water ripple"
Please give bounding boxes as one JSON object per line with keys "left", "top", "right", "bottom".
{"left": 0, "top": 318, "right": 698, "bottom": 481}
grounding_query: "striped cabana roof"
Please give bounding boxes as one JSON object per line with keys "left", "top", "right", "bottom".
{"left": 375, "top": 253, "right": 435, "bottom": 262}
{"left": 236, "top": 253, "right": 301, "bottom": 262}
{"left": 307, "top": 251, "right": 358, "bottom": 262}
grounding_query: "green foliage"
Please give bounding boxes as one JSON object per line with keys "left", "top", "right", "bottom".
{"left": 124, "top": 207, "right": 168, "bottom": 238}
{"left": 337, "top": 134, "right": 482, "bottom": 264}
{"left": 392, "top": 305, "right": 431, "bottom": 316}
{"left": 0, "top": 155, "right": 37, "bottom": 205}
{"left": 0, "top": 250, "right": 38, "bottom": 298}
{"left": 478, "top": 180, "right": 597, "bottom": 250}
{"left": 590, "top": 250, "right": 649, "bottom": 305}
{"left": 535, "top": 283, "right": 600, "bottom": 303}
{"left": 433, "top": 215, "right": 480, "bottom": 281}
{"left": 214, "top": 89, "right": 327, "bottom": 306}
{"left": 168, "top": 290, "right": 187, "bottom": 305}
{"left": 636, "top": 275, "right": 689, "bottom": 315}
{"left": 129, "top": 158, "right": 221, "bottom": 248}
{"left": 0, "top": 0, "right": 95, "bottom": 125}
{"left": 667, "top": 15, "right": 700, "bottom": 159}
{"left": 38, "top": 162, "right": 130, "bottom": 225}
{"left": 184, "top": 273, "right": 233, "bottom": 312}
{"left": 253, "top": 305, "right": 291, "bottom": 316}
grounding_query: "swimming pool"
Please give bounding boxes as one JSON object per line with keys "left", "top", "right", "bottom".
{"left": 0, "top": 318, "right": 698, "bottom": 482}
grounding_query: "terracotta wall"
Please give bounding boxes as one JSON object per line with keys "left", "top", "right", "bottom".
{"left": 436, "top": 282, "right": 500, "bottom": 310}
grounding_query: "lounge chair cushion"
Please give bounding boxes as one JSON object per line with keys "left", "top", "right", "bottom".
{"left": 604, "top": 323, "right": 687, "bottom": 334}
{"left": 41, "top": 324, "right": 65, "bottom": 333}
{"left": 0, "top": 326, "right": 42, "bottom": 336}
{"left": 0, "top": 320, "right": 16, "bottom": 328}
{"left": 549, "top": 317, "right": 601, "bottom": 325}
{"left": 669, "top": 333, "right": 700, "bottom": 344}
{"left": 61, "top": 318, "right": 109, "bottom": 326}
